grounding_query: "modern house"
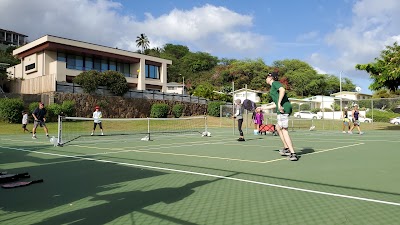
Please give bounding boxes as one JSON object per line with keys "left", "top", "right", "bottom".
{"left": 330, "top": 91, "right": 372, "bottom": 101}
{"left": 231, "top": 88, "right": 263, "bottom": 104}
{"left": 7, "top": 35, "right": 172, "bottom": 94}
{"left": 166, "top": 82, "right": 185, "bottom": 95}
{"left": 0, "top": 28, "right": 28, "bottom": 47}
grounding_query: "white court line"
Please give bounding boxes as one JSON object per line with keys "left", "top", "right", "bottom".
{"left": 73, "top": 142, "right": 364, "bottom": 164}
{"left": 0, "top": 145, "right": 399, "bottom": 207}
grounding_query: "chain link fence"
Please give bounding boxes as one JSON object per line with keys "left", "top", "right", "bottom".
{"left": 220, "top": 97, "right": 400, "bottom": 134}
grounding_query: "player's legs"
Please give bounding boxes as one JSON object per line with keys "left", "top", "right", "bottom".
{"left": 32, "top": 121, "right": 39, "bottom": 138}
{"left": 99, "top": 122, "right": 104, "bottom": 135}
{"left": 42, "top": 123, "right": 49, "bottom": 137}
{"left": 91, "top": 123, "right": 97, "bottom": 135}
{"left": 237, "top": 119, "right": 244, "bottom": 141}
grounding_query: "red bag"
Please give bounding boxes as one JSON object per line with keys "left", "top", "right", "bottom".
{"left": 259, "top": 124, "right": 277, "bottom": 136}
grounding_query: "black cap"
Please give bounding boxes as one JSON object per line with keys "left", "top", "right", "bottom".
{"left": 267, "top": 72, "right": 279, "bottom": 80}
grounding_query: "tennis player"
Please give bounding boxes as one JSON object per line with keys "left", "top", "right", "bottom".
{"left": 32, "top": 102, "right": 49, "bottom": 139}
{"left": 349, "top": 104, "right": 364, "bottom": 135}
{"left": 232, "top": 99, "right": 245, "bottom": 141}
{"left": 264, "top": 71, "right": 298, "bottom": 161}
{"left": 342, "top": 106, "right": 351, "bottom": 133}
{"left": 91, "top": 106, "right": 104, "bottom": 136}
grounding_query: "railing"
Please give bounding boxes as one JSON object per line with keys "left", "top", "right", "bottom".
{"left": 56, "top": 82, "right": 208, "bottom": 104}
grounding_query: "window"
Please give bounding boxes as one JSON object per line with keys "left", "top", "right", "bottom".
{"left": 145, "top": 64, "right": 160, "bottom": 79}
{"left": 101, "top": 59, "right": 108, "bottom": 71}
{"left": 76, "top": 56, "right": 84, "bottom": 70}
{"left": 66, "top": 55, "right": 76, "bottom": 69}
{"left": 57, "top": 52, "right": 66, "bottom": 62}
{"left": 85, "top": 57, "right": 93, "bottom": 70}
{"left": 109, "top": 61, "right": 116, "bottom": 71}
{"left": 168, "top": 87, "right": 176, "bottom": 90}
{"left": 25, "top": 63, "right": 35, "bottom": 71}
{"left": 94, "top": 59, "right": 101, "bottom": 71}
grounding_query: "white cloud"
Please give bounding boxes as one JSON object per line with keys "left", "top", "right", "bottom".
{"left": 296, "top": 31, "right": 319, "bottom": 42}
{"left": 0, "top": 0, "right": 265, "bottom": 55}
{"left": 308, "top": 0, "right": 400, "bottom": 93}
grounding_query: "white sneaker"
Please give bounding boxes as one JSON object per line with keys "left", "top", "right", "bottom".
{"left": 91, "top": 132, "right": 93, "bottom": 136}
{"left": 347, "top": 131, "right": 353, "bottom": 134}
{"left": 359, "top": 132, "right": 364, "bottom": 135}
{"left": 342, "top": 131, "right": 346, "bottom": 134}
{"left": 101, "top": 132, "right": 104, "bottom": 136}
{"left": 32, "top": 136, "right": 37, "bottom": 139}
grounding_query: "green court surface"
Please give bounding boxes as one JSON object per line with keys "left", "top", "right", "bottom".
{"left": 0, "top": 129, "right": 399, "bottom": 225}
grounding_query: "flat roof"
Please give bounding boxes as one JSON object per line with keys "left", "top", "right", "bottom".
{"left": 13, "top": 35, "right": 172, "bottom": 65}
{"left": 0, "top": 28, "right": 28, "bottom": 37}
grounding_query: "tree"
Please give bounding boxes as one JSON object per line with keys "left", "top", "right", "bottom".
{"left": 193, "top": 83, "right": 214, "bottom": 99}
{"left": 355, "top": 42, "right": 400, "bottom": 92}
{"left": 136, "top": 33, "right": 150, "bottom": 53}
{"left": 73, "top": 70, "right": 102, "bottom": 94}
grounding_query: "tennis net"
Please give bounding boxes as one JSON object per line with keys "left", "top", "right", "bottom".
{"left": 56, "top": 115, "right": 208, "bottom": 146}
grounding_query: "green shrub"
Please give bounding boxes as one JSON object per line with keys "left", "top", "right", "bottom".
{"left": 150, "top": 103, "right": 169, "bottom": 118}
{"left": 300, "top": 104, "right": 311, "bottom": 111}
{"left": 29, "top": 102, "right": 40, "bottom": 114}
{"left": 46, "top": 103, "right": 63, "bottom": 122}
{"left": 322, "top": 108, "right": 333, "bottom": 112}
{"left": 311, "top": 108, "right": 320, "bottom": 113}
{"left": 102, "top": 71, "right": 129, "bottom": 96}
{"left": 61, "top": 100, "right": 75, "bottom": 117}
{"left": 366, "top": 110, "right": 400, "bottom": 122}
{"left": 172, "top": 104, "right": 184, "bottom": 118}
{"left": 0, "top": 98, "right": 24, "bottom": 123}
{"left": 207, "top": 101, "right": 225, "bottom": 117}
{"left": 74, "top": 70, "right": 102, "bottom": 94}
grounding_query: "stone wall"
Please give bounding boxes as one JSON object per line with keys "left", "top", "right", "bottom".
{"left": 54, "top": 92, "right": 207, "bottom": 118}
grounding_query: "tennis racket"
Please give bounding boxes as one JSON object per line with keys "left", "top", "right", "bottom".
{"left": 2, "top": 179, "right": 44, "bottom": 189}
{"left": 242, "top": 99, "right": 257, "bottom": 111}
{"left": 0, "top": 172, "right": 30, "bottom": 183}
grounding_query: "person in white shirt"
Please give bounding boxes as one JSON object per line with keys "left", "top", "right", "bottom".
{"left": 21, "top": 111, "right": 30, "bottom": 133}
{"left": 91, "top": 106, "right": 104, "bottom": 136}
{"left": 232, "top": 99, "right": 245, "bottom": 141}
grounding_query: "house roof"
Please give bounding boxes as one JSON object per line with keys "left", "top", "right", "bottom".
{"left": 330, "top": 91, "right": 372, "bottom": 97}
{"left": 230, "top": 88, "right": 265, "bottom": 94}
{"left": 167, "top": 82, "right": 183, "bottom": 87}
{"left": 12, "top": 35, "right": 172, "bottom": 65}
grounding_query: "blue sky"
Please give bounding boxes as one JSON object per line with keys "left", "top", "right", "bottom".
{"left": 1, "top": 0, "right": 400, "bottom": 94}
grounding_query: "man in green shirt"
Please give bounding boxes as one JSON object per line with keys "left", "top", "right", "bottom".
{"left": 265, "top": 72, "right": 298, "bottom": 161}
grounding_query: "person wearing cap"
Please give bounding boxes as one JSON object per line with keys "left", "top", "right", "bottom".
{"left": 342, "top": 106, "right": 351, "bottom": 133}
{"left": 265, "top": 71, "right": 298, "bottom": 161}
{"left": 232, "top": 99, "right": 245, "bottom": 141}
{"left": 91, "top": 106, "right": 104, "bottom": 136}
{"left": 349, "top": 104, "right": 364, "bottom": 135}
{"left": 32, "top": 102, "right": 49, "bottom": 139}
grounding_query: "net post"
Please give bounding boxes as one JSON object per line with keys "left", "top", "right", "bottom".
{"left": 147, "top": 117, "right": 151, "bottom": 141}
{"left": 57, "top": 115, "right": 63, "bottom": 146}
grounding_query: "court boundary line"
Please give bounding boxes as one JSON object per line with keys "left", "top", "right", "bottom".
{"left": 0, "top": 145, "right": 399, "bottom": 207}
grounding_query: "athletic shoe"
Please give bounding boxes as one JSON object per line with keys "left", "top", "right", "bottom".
{"left": 359, "top": 132, "right": 364, "bottom": 135}
{"left": 32, "top": 136, "right": 37, "bottom": 139}
{"left": 101, "top": 132, "right": 104, "bottom": 136}
{"left": 91, "top": 132, "right": 93, "bottom": 136}
{"left": 237, "top": 138, "right": 245, "bottom": 141}
{"left": 46, "top": 134, "right": 49, "bottom": 138}
{"left": 342, "top": 131, "right": 346, "bottom": 134}
{"left": 347, "top": 131, "right": 353, "bottom": 134}
{"left": 279, "top": 148, "right": 291, "bottom": 156}
{"left": 288, "top": 154, "right": 299, "bottom": 161}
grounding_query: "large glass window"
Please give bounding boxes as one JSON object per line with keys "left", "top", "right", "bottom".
{"left": 94, "top": 59, "right": 101, "bottom": 71}
{"left": 109, "top": 61, "right": 116, "bottom": 71}
{"left": 85, "top": 57, "right": 93, "bottom": 70}
{"left": 101, "top": 59, "right": 108, "bottom": 71}
{"left": 57, "top": 52, "right": 66, "bottom": 62}
{"left": 66, "top": 55, "right": 76, "bottom": 69}
{"left": 145, "top": 65, "right": 160, "bottom": 79}
{"left": 76, "top": 56, "right": 84, "bottom": 70}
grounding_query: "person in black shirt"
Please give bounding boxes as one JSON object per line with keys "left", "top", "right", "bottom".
{"left": 32, "top": 102, "right": 49, "bottom": 139}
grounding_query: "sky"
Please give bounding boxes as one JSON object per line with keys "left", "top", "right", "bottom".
{"left": 1, "top": 0, "right": 400, "bottom": 95}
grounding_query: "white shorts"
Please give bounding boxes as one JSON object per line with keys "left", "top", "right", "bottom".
{"left": 277, "top": 114, "right": 289, "bottom": 129}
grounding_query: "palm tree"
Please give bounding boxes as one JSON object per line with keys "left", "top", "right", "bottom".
{"left": 136, "top": 33, "right": 150, "bottom": 54}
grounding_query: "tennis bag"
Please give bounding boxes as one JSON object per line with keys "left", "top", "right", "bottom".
{"left": 259, "top": 124, "right": 278, "bottom": 136}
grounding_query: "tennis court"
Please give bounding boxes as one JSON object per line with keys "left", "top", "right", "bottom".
{"left": 0, "top": 124, "right": 399, "bottom": 225}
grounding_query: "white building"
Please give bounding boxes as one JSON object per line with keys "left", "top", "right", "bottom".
{"left": 231, "top": 88, "right": 263, "bottom": 104}
{"left": 7, "top": 35, "right": 172, "bottom": 94}
{"left": 166, "top": 82, "right": 184, "bottom": 94}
